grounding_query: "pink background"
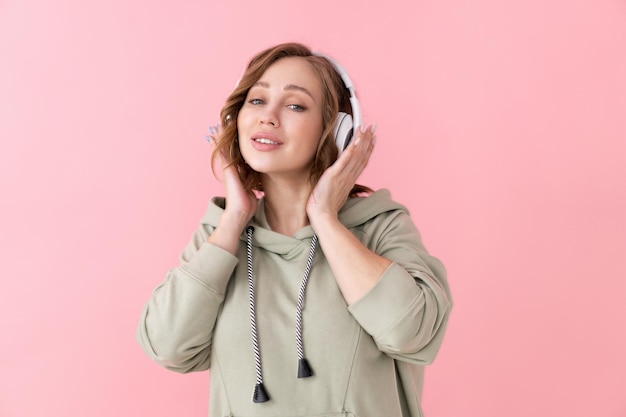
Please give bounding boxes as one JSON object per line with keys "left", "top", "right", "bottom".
{"left": 1, "top": 0, "right": 624, "bottom": 416}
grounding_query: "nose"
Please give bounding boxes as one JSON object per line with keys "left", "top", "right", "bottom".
{"left": 259, "top": 106, "right": 279, "bottom": 127}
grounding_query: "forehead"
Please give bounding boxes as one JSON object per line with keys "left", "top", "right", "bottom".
{"left": 258, "top": 57, "right": 323, "bottom": 94}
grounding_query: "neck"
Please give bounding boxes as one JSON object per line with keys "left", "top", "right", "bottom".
{"left": 261, "top": 176, "right": 312, "bottom": 236}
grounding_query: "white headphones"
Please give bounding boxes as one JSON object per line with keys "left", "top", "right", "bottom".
{"left": 312, "top": 52, "right": 363, "bottom": 154}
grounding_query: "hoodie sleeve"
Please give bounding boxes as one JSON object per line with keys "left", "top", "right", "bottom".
{"left": 136, "top": 224, "right": 238, "bottom": 373}
{"left": 347, "top": 209, "right": 452, "bottom": 365}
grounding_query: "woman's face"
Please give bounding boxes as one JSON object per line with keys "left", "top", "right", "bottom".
{"left": 237, "top": 57, "right": 324, "bottom": 183}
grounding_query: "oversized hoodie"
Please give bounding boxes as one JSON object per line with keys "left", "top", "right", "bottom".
{"left": 137, "top": 189, "right": 452, "bottom": 417}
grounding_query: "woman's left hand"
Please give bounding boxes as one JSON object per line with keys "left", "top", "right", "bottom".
{"left": 306, "top": 124, "right": 377, "bottom": 226}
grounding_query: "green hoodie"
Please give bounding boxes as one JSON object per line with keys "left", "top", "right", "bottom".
{"left": 137, "top": 189, "right": 452, "bottom": 417}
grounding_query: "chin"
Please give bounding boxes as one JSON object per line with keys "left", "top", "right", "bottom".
{"left": 243, "top": 158, "right": 274, "bottom": 174}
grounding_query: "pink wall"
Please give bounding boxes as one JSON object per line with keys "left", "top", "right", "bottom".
{"left": 1, "top": 0, "right": 624, "bottom": 416}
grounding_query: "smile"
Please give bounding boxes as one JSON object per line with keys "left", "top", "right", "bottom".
{"left": 254, "top": 138, "right": 280, "bottom": 145}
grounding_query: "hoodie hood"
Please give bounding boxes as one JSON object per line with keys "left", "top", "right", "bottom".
{"left": 200, "top": 189, "right": 409, "bottom": 253}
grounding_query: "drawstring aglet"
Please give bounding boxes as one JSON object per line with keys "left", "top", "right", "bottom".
{"left": 253, "top": 382, "right": 269, "bottom": 403}
{"left": 297, "top": 358, "right": 313, "bottom": 378}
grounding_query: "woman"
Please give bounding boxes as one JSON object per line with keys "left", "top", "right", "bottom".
{"left": 137, "top": 42, "right": 452, "bottom": 417}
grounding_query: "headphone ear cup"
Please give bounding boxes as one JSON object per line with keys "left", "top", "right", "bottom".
{"left": 334, "top": 112, "right": 354, "bottom": 155}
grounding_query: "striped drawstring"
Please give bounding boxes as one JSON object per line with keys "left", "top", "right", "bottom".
{"left": 245, "top": 226, "right": 318, "bottom": 404}
{"left": 295, "top": 234, "right": 318, "bottom": 378}
{"left": 246, "top": 227, "right": 268, "bottom": 403}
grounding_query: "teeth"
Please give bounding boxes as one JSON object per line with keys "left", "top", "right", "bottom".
{"left": 255, "top": 138, "right": 279, "bottom": 145}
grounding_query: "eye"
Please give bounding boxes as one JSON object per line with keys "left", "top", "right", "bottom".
{"left": 287, "top": 104, "right": 306, "bottom": 112}
{"left": 248, "top": 98, "right": 265, "bottom": 105}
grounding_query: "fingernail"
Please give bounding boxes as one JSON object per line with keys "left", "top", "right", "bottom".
{"left": 209, "top": 126, "right": 215, "bottom": 135}
{"left": 205, "top": 135, "right": 212, "bottom": 143}
{"left": 359, "top": 125, "right": 366, "bottom": 134}
{"left": 371, "top": 123, "right": 377, "bottom": 134}
{"left": 353, "top": 136, "right": 361, "bottom": 146}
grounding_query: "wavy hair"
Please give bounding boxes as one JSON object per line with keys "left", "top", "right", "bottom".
{"left": 211, "top": 42, "right": 372, "bottom": 196}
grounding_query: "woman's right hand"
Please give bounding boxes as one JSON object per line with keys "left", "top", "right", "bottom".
{"left": 206, "top": 125, "right": 258, "bottom": 254}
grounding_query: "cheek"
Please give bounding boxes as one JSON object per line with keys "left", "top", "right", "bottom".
{"left": 236, "top": 110, "right": 247, "bottom": 131}
{"left": 237, "top": 132, "right": 252, "bottom": 161}
{"left": 237, "top": 104, "right": 257, "bottom": 126}
{"left": 235, "top": 127, "right": 249, "bottom": 162}
{"left": 306, "top": 120, "right": 325, "bottom": 150}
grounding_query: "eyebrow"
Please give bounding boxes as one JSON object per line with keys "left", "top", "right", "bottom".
{"left": 252, "top": 81, "right": 316, "bottom": 102}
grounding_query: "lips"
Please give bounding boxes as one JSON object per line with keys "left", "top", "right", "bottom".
{"left": 250, "top": 132, "right": 282, "bottom": 151}
{"left": 251, "top": 132, "right": 282, "bottom": 144}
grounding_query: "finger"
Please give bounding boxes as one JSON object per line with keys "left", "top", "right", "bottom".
{"left": 353, "top": 124, "right": 376, "bottom": 148}
{"left": 328, "top": 124, "right": 376, "bottom": 185}
{"left": 332, "top": 151, "right": 365, "bottom": 188}
{"left": 343, "top": 126, "right": 375, "bottom": 179}
{"left": 350, "top": 125, "right": 376, "bottom": 163}
{"left": 339, "top": 124, "right": 373, "bottom": 160}
{"left": 207, "top": 125, "right": 233, "bottom": 165}
{"left": 206, "top": 125, "right": 219, "bottom": 145}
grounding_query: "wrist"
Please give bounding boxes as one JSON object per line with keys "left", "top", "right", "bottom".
{"left": 219, "top": 211, "right": 252, "bottom": 234}
{"left": 207, "top": 211, "right": 251, "bottom": 255}
{"left": 308, "top": 210, "right": 340, "bottom": 232}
